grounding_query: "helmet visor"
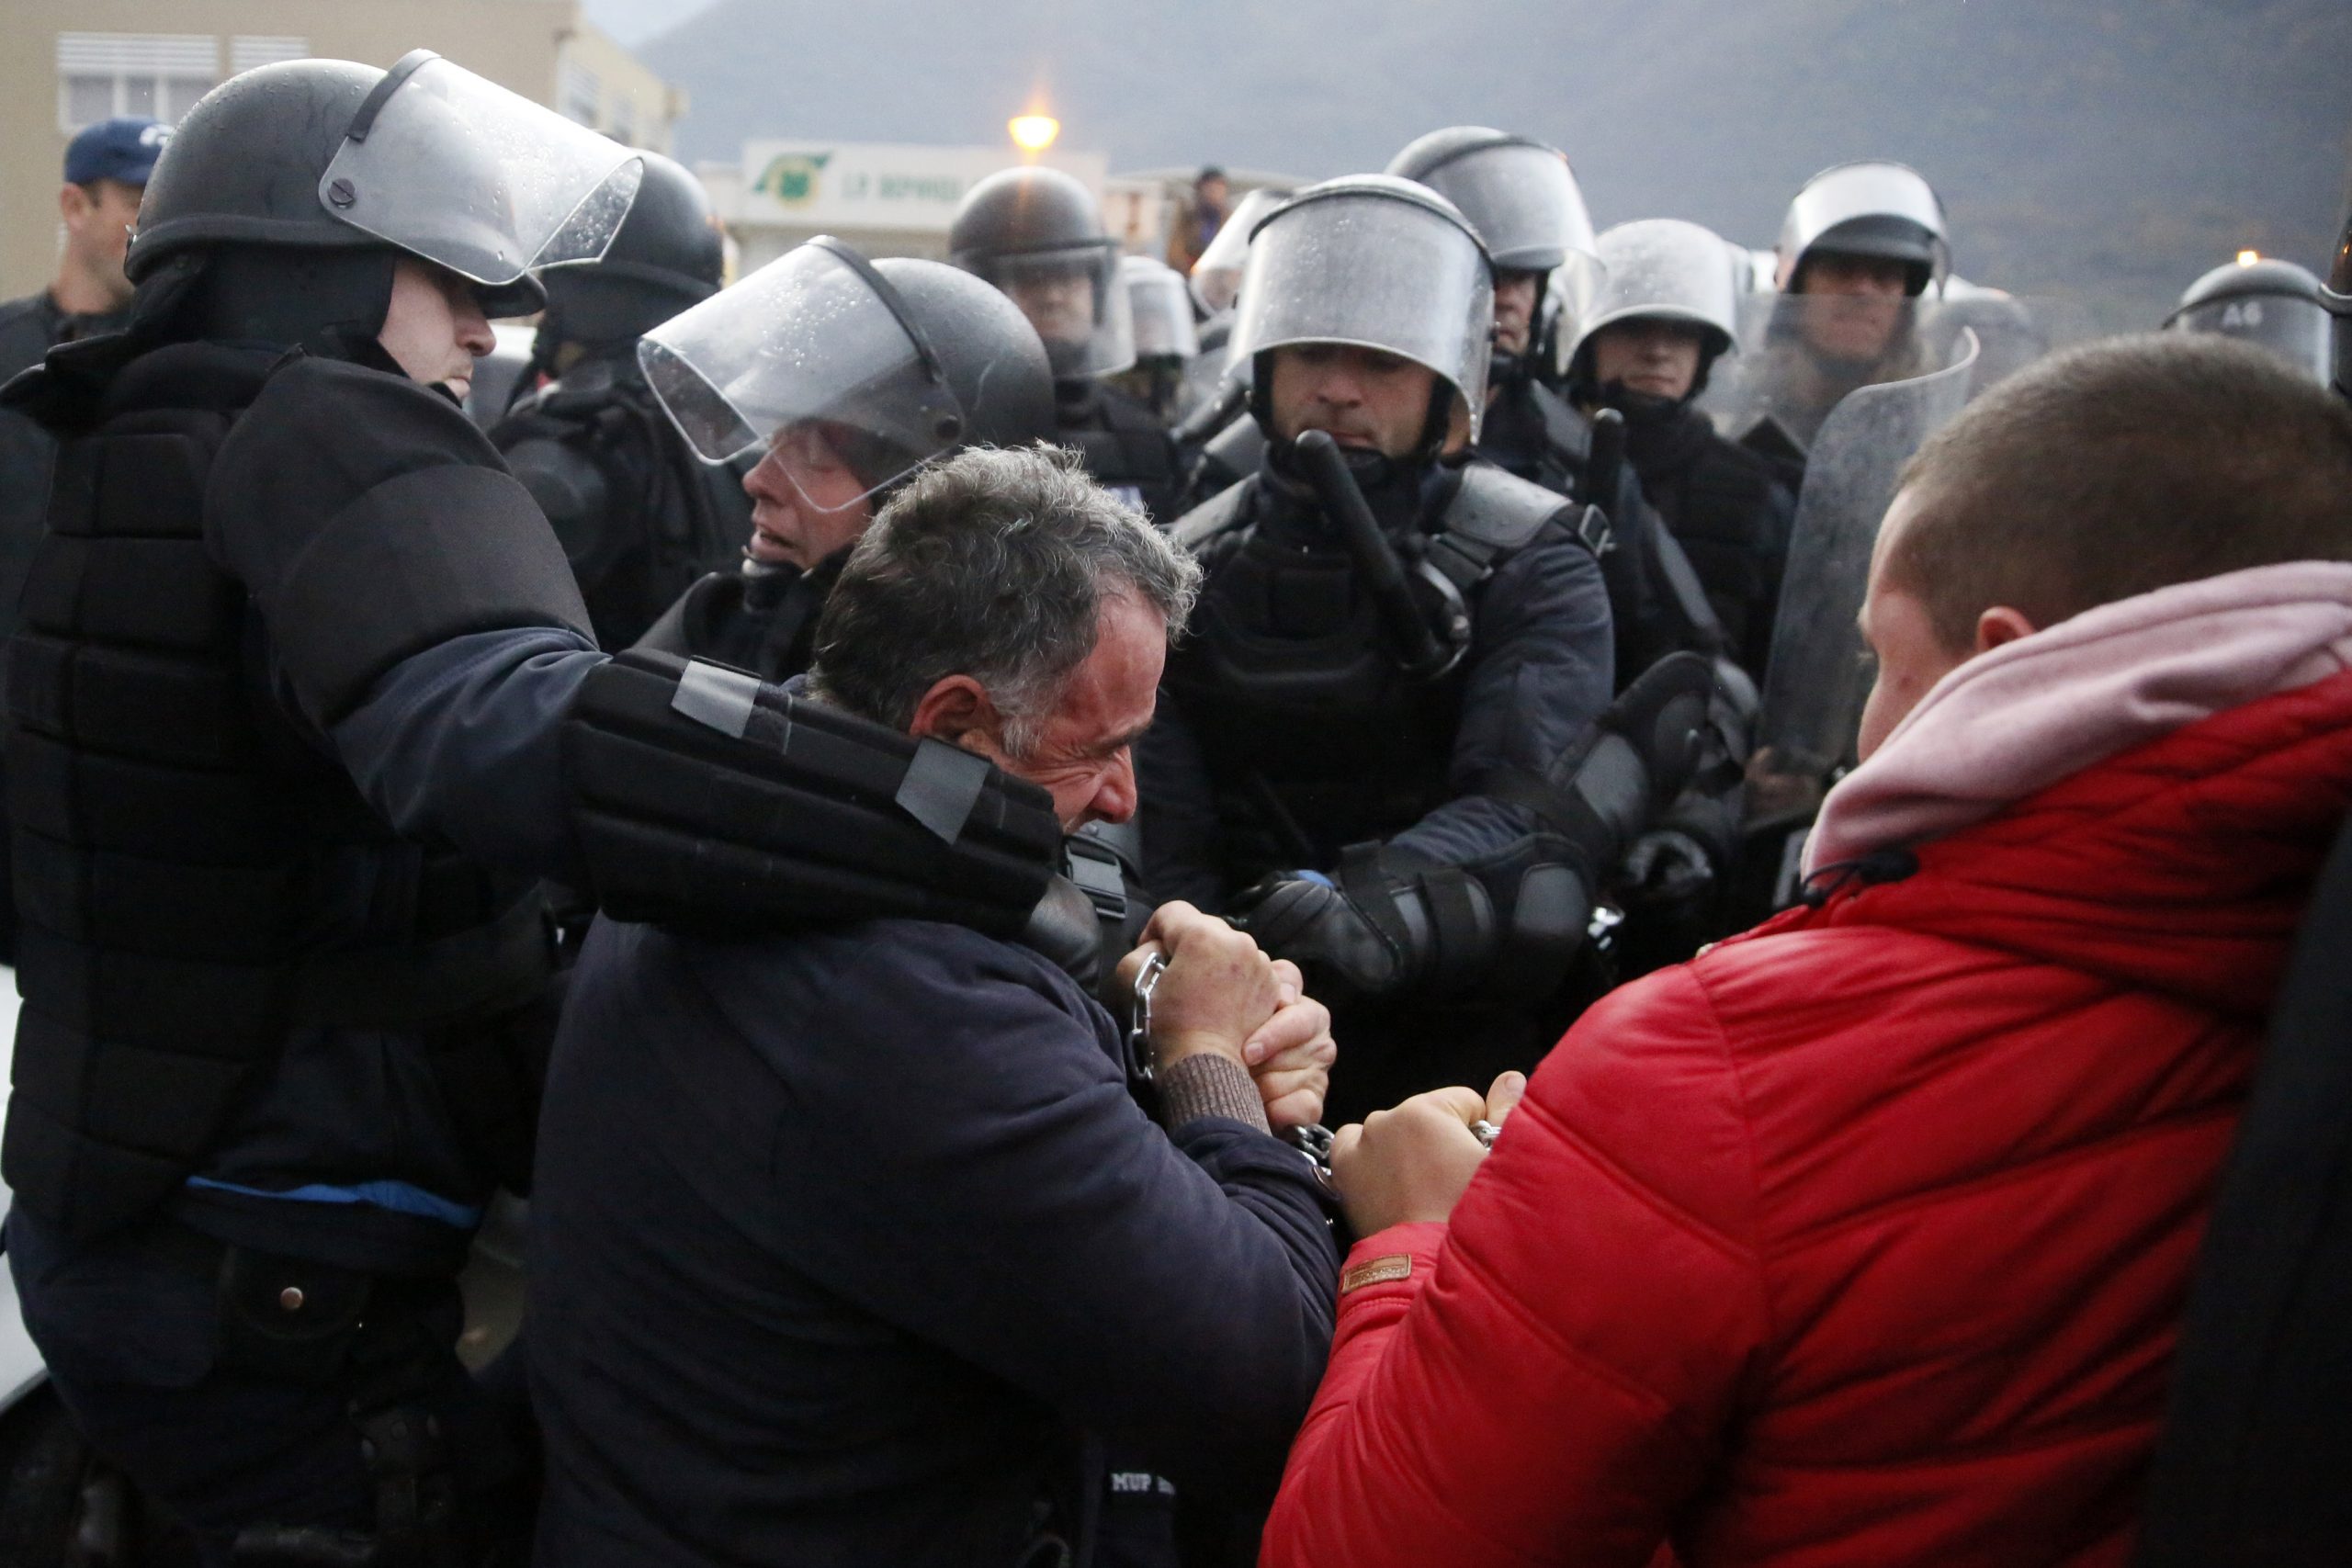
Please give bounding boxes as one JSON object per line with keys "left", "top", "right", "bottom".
{"left": 1190, "top": 187, "right": 1289, "bottom": 312}
{"left": 319, "top": 55, "right": 643, "bottom": 289}
{"left": 2172, "top": 293, "right": 2334, "bottom": 385}
{"left": 971, "top": 240, "right": 1135, "bottom": 378}
{"left": 639, "top": 240, "right": 967, "bottom": 509}
{"left": 1419, "top": 141, "right": 1598, "bottom": 275}
{"left": 1230, "top": 188, "right": 1495, "bottom": 439}
{"left": 1123, "top": 257, "right": 1200, "bottom": 359}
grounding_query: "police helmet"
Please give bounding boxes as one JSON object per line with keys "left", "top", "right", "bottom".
{"left": 948, "top": 166, "right": 1134, "bottom": 378}
{"left": 1387, "top": 127, "right": 1603, "bottom": 364}
{"left": 1566, "top": 219, "right": 1740, "bottom": 401}
{"left": 538, "top": 151, "right": 724, "bottom": 351}
{"left": 130, "top": 51, "right": 641, "bottom": 321}
{"left": 1188, "top": 186, "right": 1290, "bottom": 315}
{"left": 1776, "top": 161, "right": 1949, "bottom": 298}
{"left": 1229, "top": 173, "right": 1495, "bottom": 451}
{"left": 2165, "top": 256, "right": 2334, "bottom": 387}
{"left": 642, "top": 238, "right": 1054, "bottom": 510}
{"left": 1384, "top": 127, "right": 1599, "bottom": 276}
{"left": 1122, "top": 254, "right": 1200, "bottom": 363}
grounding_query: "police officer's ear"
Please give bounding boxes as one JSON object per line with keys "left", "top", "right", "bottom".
{"left": 908, "top": 673, "right": 1013, "bottom": 759}
{"left": 1442, "top": 394, "right": 1473, "bottom": 456}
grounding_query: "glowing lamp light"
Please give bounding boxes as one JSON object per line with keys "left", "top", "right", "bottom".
{"left": 2237, "top": 249, "right": 2261, "bottom": 266}
{"left": 1009, "top": 114, "right": 1061, "bottom": 153}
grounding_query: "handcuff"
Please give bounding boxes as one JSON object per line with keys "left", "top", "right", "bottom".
{"left": 1125, "top": 950, "right": 1169, "bottom": 1086}
{"left": 1128, "top": 950, "right": 1339, "bottom": 1186}
{"left": 1284, "top": 1122, "right": 1336, "bottom": 1187}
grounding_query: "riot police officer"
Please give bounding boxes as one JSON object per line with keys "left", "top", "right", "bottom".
{"left": 1, "top": 53, "right": 1068, "bottom": 1564}
{"left": 2165, "top": 254, "right": 2336, "bottom": 386}
{"left": 1385, "top": 127, "right": 1726, "bottom": 682}
{"left": 948, "top": 165, "right": 1185, "bottom": 519}
{"left": 1566, "top": 219, "right": 1796, "bottom": 682}
{"left": 488, "top": 151, "right": 750, "bottom": 649}
{"left": 1385, "top": 128, "right": 1602, "bottom": 496}
{"left": 1729, "top": 160, "right": 1952, "bottom": 450}
{"left": 1114, "top": 253, "right": 1201, "bottom": 423}
{"left": 634, "top": 241, "right": 1057, "bottom": 683}
{"left": 1141, "top": 175, "right": 1712, "bottom": 1121}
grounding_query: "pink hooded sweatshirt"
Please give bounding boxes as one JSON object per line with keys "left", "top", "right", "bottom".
{"left": 1806, "top": 560, "right": 2352, "bottom": 874}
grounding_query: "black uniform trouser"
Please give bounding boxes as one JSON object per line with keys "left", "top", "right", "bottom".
{"left": 6, "top": 1208, "right": 524, "bottom": 1566}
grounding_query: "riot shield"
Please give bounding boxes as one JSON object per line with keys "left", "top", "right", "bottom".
{"left": 1698, "top": 291, "right": 2094, "bottom": 452}
{"left": 1754, "top": 326, "right": 1980, "bottom": 789}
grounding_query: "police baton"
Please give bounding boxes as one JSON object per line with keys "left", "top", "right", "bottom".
{"left": 1292, "top": 429, "right": 1449, "bottom": 678}
{"left": 1583, "top": 405, "right": 1627, "bottom": 515}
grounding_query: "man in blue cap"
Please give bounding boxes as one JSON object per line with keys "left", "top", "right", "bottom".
{"left": 0, "top": 117, "right": 166, "bottom": 962}
{"left": 0, "top": 117, "right": 169, "bottom": 374}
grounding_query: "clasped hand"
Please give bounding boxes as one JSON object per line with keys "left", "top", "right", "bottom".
{"left": 1115, "top": 901, "right": 1336, "bottom": 1131}
{"left": 1329, "top": 1070, "right": 1528, "bottom": 1236}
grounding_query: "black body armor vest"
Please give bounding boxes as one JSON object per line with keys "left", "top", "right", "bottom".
{"left": 633, "top": 555, "right": 840, "bottom": 686}
{"left": 1162, "top": 461, "right": 1586, "bottom": 884}
{"left": 1056, "top": 380, "right": 1182, "bottom": 522}
{"left": 1623, "top": 400, "right": 1793, "bottom": 677}
{"left": 493, "top": 357, "right": 751, "bottom": 649}
{"left": 3, "top": 344, "right": 551, "bottom": 1238}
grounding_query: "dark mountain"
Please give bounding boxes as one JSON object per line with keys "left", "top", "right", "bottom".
{"left": 642, "top": 0, "right": 2352, "bottom": 325}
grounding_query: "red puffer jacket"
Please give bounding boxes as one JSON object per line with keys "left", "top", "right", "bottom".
{"left": 1262, "top": 668, "right": 2352, "bottom": 1568}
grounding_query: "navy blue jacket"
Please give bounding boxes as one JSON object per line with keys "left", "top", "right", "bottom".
{"left": 527, "top": 914, "right": 1340, "bottom": 1566}
{"left": 1139, "top": 467, "right": 1614, "bottom": 910}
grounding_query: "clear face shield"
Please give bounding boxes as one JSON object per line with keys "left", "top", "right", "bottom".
{"left": 1698, "top": 289, "right": 2095, "bottom": 447}
{"left": 318, "top": 52, "right": 644, "bottom": 311}
{"left": 639, "top": 238, "right": 967, "bottom": 512}
{"left": 1122, "top": 255, "right": 1200, "bottom": 361}
{"left": 1229, "top": 182, "right": 1496, "bottom": 442}
{"left": 971, "top": 239, "right": 1135, "bottom": 378}
{"left": 1418, "top": 141, "right": 1604, "bottom": 334}
{"left": 1190, "top": 187, "right": 1290, "bottom": 315}
{"left": 2171, "top": 294, "right": 2335, "bottom": 386}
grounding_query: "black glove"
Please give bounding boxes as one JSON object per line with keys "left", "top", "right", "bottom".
{"left": 1621, "top": 829, "right": 1715, "bottom": 910}
{"left": 1227, "top": 873, "right": 1413, "bottom": 998}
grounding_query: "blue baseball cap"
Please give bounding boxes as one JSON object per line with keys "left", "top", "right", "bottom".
{"left": 65, "top": 118, "right": 171, "bottom": 187}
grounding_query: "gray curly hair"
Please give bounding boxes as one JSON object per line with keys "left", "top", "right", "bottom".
{"left": 805, "top": 446, "right": 1201, "bottom": 756}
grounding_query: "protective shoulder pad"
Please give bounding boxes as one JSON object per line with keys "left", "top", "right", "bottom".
{"left": 1199, "top": 410, "right": 1266, "bottom": 474}
{"left": 1169, "top": 479, "right": 1254, "bottom": 556}
{"left": 212, "top": 355, "right": 594, "bottom": 725}
{"left": 562, "top": 651, "right": 1061, "bottom": 937}
{"left": 1529, "top": 381, "right": 1594, "bottom": 465}
{"left": 1446, "top": 462, "right": 1583, "bottom": 553}
{"left": 499, "top": 423, "right": 614, "bottom": 539}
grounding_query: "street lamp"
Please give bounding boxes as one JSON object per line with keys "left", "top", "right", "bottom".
{"left": 1010, "top": 113, "right": 1060, "bottom": 154}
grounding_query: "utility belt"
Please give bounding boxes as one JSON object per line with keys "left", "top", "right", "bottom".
{"left": 121, "top": 1221, "right": 522, "bottom": 1568}
{"left": 122, "top": 1220, "right": 456, "bottom": 1387}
